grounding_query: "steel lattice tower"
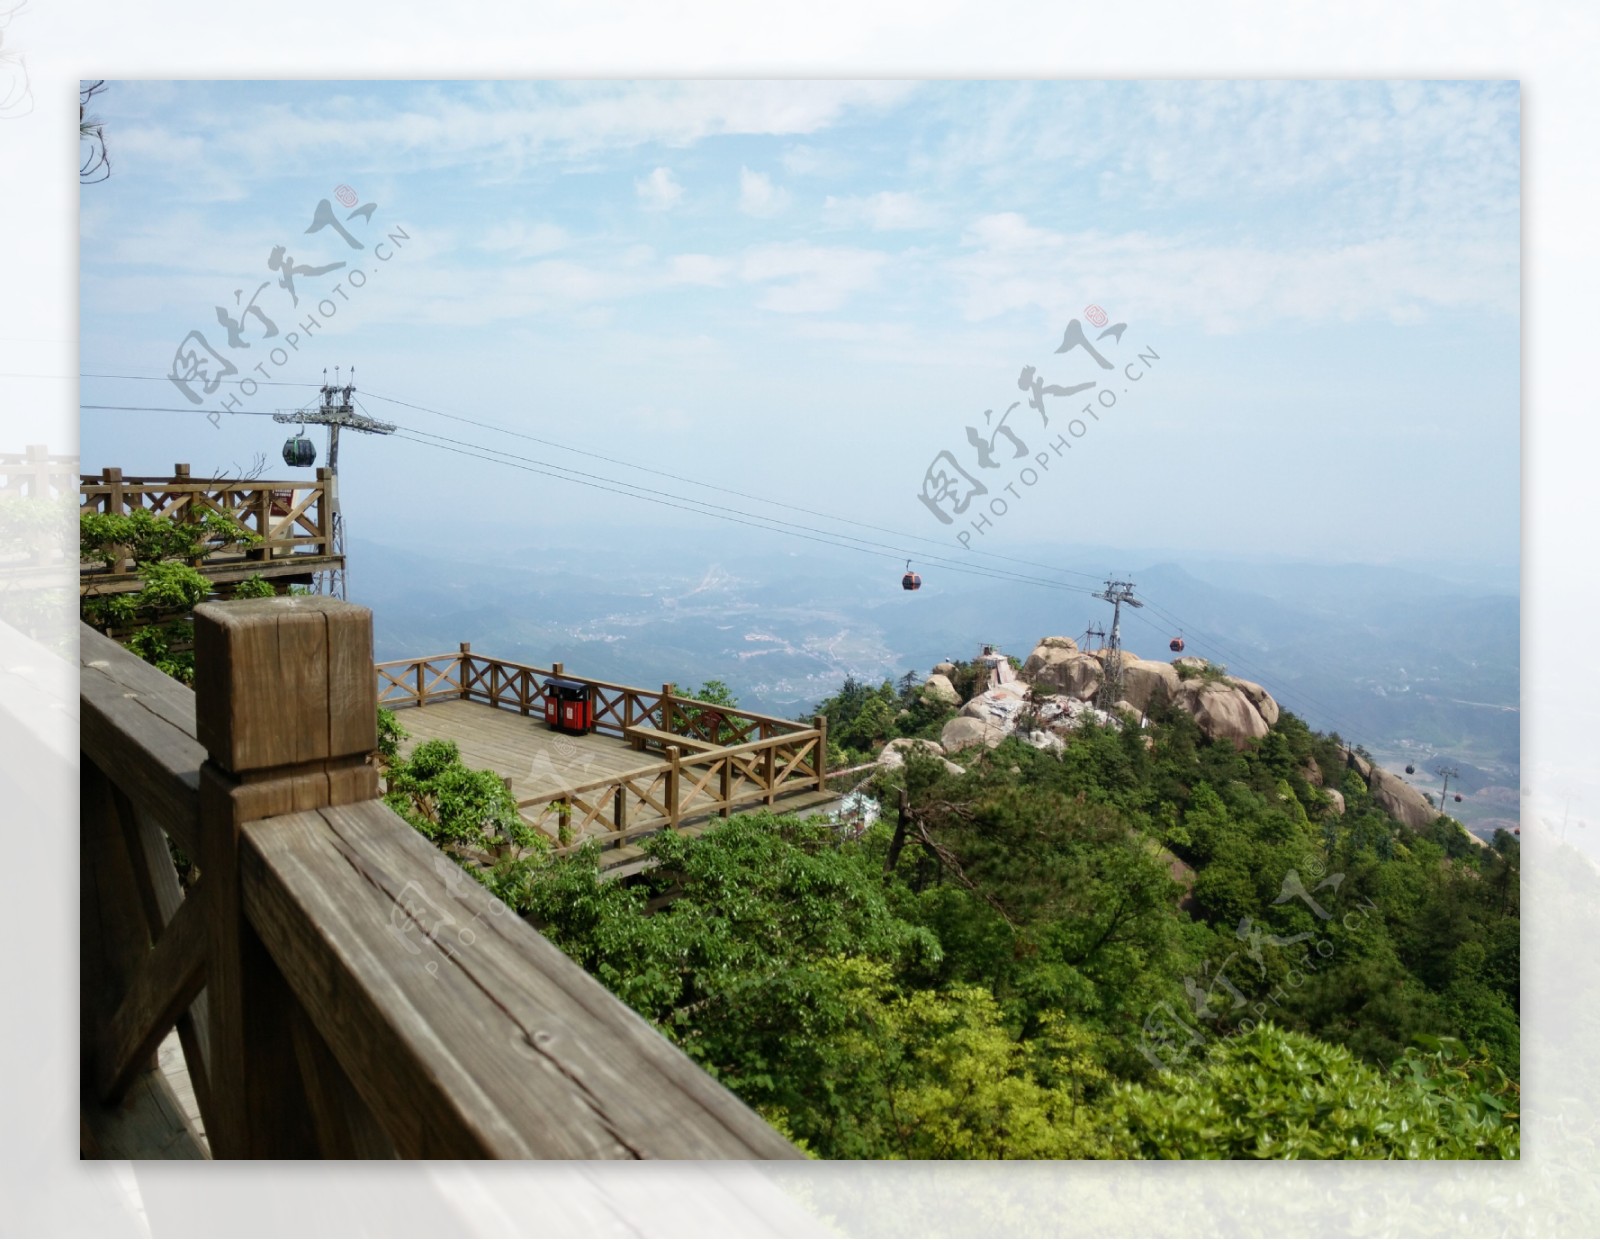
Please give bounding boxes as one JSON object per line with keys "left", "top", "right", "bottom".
{"left": 1093, "top": 579, "right": 1143, "bottom": 709}
{"left": 273, "top": 368, "right": 394, "bottom": 599}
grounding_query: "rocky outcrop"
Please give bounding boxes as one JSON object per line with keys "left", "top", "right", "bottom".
{"left": 923, "top": 673, "right": 960, "bottom": 706}
{"left": 940, "top": 715, "right": 1008, "bottom": 753}
{"left": 1324, "top": 787, "right": 1346, "bottom": 816}
{"left": 1345, "top": 748, "right": 1373, "bottom": 781}
{"left": 960, "top": 682, "right": 1029, "bottom": 726}
{"left": 1178, "top": 680, "right": 1271, "bottom": 748}
{"left": 1367, "top": 765, "right": 1441, "bottom": 831}
{"left": 1229, "top": 678, "right": 1280, "bottom": 728}
{"left": 1300, "top": 757, "right": 1323, "bottom": 788}
{"left": 1022, "top": 642, "right": 1102, "bottom": 700}
{"left": 931, "top": 661, "right": 959, "bottom": 677}
{"left": 1023, "top": 730, "right": 1065, "bottom": 753}
{"left": 877, "top": 737, "right": 965, "bottom": 775}
{"left": 1121, "top": 658, "right": 1180, "bottom": 714}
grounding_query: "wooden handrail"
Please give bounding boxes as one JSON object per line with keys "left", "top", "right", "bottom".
{"left": 79, "top": 603, "right": 800, "bottom": 1160}
{"left": 79, "top": 471, "right": 336, "bottom": 573}
{"left": 80, "top": 625, "right": 205, "bottom": 855}
{"left": 376, "top": 650, "right": 809, "bottom": 736}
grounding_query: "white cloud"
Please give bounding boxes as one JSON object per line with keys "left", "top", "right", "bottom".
{"left": 667, "top": 254, "right": 734, "bottom": 286}
{"left": 636, "top": 166, "right": 684, "bottom": 211}
{"left": 114, "top": 80, "right": 923, "bottom": 181}
{"left": 824, "top": 190, "right": 936, "bottom": 230}
{"left": 946, "top": 213, "right": 1518, "bottom": 331}
{"left": 738, "top": 167, "right": 789, "bottom": 217}
{"left": 477, "top": 220, "right": 569, "bottom": 258}
{"left": 738, "top": 243, "right": 886, "bottom": 313}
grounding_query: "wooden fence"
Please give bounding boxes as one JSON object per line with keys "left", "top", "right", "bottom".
{"left": 2, "top": 444, "right": 77, "bottom": 498}
{"left": 80, "top": 598, "right": 800, "bottom": 1159}
{"left": 79, "top": 465, "right": 335, "bottom": 576}
{"left": 374, "top": 648, "right": 829, "bottom": 850}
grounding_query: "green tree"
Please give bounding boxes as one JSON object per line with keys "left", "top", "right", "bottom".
{"left": 383, "top": 738, "right": 541, "bottom": 861}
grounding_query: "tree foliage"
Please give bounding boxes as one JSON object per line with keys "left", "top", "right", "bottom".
{"left": 407, "top": 670, "right": 1519, "bottom": 1160}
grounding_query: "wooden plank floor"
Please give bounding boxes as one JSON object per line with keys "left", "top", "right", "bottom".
{"left": 391, "top": 699, "right": 668, "bottom": 840}
{"left": 82, "top": 1030, "right": 209, "bottom": 1159}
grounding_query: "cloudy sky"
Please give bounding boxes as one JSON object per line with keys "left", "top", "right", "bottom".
{"left": 79, "top": 79, "right": 1520, "bottom": 570}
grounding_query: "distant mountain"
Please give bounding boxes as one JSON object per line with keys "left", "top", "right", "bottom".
{"left": 350, "top": 529, "right": 1519, "bottom": 823}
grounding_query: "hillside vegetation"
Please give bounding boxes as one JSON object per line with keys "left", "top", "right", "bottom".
{"left": 435, "top": 650, "right": 1520, "bottom": 1160}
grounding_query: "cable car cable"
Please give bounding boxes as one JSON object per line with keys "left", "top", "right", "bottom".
{"left": 358, "top": 386, "right": 1108, "bottom": 584}
{"left": 389, "top": 430, "right": 1108, "bottom": 597}
{"left": 388, "top": 421, "right": 1103, "bottom": 597}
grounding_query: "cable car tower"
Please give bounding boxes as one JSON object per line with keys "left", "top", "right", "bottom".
{"left": 1092, "top": 579, "right": 1142, "bottom": 709}
{"left": 273, "top": 368, "right": 395, "bottom": 600}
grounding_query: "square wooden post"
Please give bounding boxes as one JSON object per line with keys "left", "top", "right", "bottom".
{"left": 665, "top": 745, "right": 681, "bottom": 829}
{"left": 250, "top": 489, "right": 272, "bottom": 561}
{"left": 661, "top": 683, "right": 675, "bottom": 733}
{"left": 102, "top": 467, "right": 128, "bottom": 572}
{"left": 458, "top": 642, "right": 472, "bottom": 699}
{"left": 315, "top": 467, "right": 334, "bottom": 555}
{"left": 813, "top": 715, "right": 829, "bottom": 793}
{"left": 193, "top": 596, "right": 380, "bottom": 1158}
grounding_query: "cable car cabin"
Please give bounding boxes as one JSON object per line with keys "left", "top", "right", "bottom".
{"left": 282, "top": 434, "right": 317, "bottom": 468}
{"left": 543, "top": 677, "right": 594, "bottom": 736}
{"left": 1169, "top": 637, "right": 1185, "bottom": 653}
{"left": 1405, "top": 764, "right": 1416, "bottom": 774}
{"left": 902, "top": 560, "right": 921, "bottom": 591}
{"left": 1454, "top": 793, "right": 1463, "bottom": 803}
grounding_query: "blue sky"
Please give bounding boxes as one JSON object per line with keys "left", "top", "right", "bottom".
{"left": 79, "top": 79, "right": 1520, "bottom": 570}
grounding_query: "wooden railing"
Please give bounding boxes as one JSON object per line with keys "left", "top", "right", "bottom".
{"left": 80, "top": 465, "right": 335, "bottom": 575}
{"left": 80, "top": 599, "right": 800, "bottom": 1159}
{"left": 2, "top": 443, "right": 77, "bottom": 497}
{"left": 376, "top": 647, "right": 810, "bottom": 740}
{"left": 375, "top": 647, "right": 829, "bottom": 850}
{"left": 532, "top": 728, "right": 827, "bottom": 853}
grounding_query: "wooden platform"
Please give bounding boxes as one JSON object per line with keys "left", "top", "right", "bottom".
{"left": 393, "top": 698, "right": 669, "bottom": 829}
{"left": 391, "top": 698, "right": 840, "bottom": 864}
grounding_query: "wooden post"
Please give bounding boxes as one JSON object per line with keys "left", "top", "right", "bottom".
{"left": 665, "top": 745, "right": 681, "bottom": 830}
{"left": 552, "top": 661, "right": 564, "bottom": 676}
{"left": 193, "top": 595, "right": 380, "bottom": 1158}
{"left": 251, "top": 488, "right": 272, "bottom": 561}
{"left": 103, "top": 467, "right": 128, "bottom": 572}
{"left": 458, "top": 642, "right": 471, "bottom": 699}
{"left": 661, "top": 683, "right": 675, "bottom": 733}
{"left": 614, "top": 786, "right": 628, "bottom": 834}
{"left": 315, "top": 467, "right": 335, "bottom": 556}
{"left": 813, "top": 714, "right": 829, "bottom": 793}
{"left": 415, "top": 661, "right": 425, "bottom": 708}
{"left": 764, "top": 741, "right": 777, "bottom": 807}
{"left": 23, "top": 443, "right": 45, "bottom": 498}
{"left": 719, "top": 757, "right": 733, "bottom": 817}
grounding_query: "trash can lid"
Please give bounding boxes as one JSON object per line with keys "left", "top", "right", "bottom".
{"left": 544, "top": 677, "right": 589, "bottom": 693}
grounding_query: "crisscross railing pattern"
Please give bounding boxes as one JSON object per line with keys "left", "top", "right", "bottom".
{"left": 374, "top": 647, "right": 830, "bottom": 855}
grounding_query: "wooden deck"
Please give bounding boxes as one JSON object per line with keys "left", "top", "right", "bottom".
{"left": 391, "top": 698, "right": 838, "bottom": 858}
{"left": 395, "top": 698, "right": 663, "bottom": 824}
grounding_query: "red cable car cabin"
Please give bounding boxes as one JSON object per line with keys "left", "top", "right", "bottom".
{"left": 902, "top": 560, "right": 921, "bottom": 591}
{"left": 1169, "top": 637, "right": 1185, "bottom": 653}
{"left": 543, "top": 677, "right": 594, "bottom": 735}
